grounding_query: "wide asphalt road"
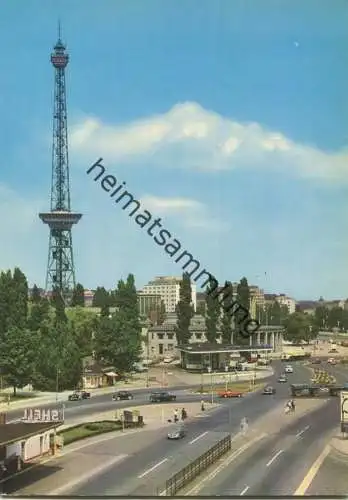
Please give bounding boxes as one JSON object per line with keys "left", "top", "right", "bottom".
{"left": 194, "top": 360, "right": 348, "bottom": 496}
{"left": 42, "top": 361, "right": 311, "bottom": 496}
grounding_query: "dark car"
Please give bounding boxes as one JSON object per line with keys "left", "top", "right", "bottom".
{"left": 263, "top": 386, "right": 276, "bottom": 395}
{"left": 167, "top": 424, "right": 186, "bottom": 440}
{"left": 311, "top": 358, "right": 321, "bottom": 364}
{"left": 112, "top": 391, "right": 133, "bottom": 401}
{"left": 68, "top": 390, "right": 91, "bottom": 401}
{"left": 149, "top": 391, "right": 176, "bottom": 403}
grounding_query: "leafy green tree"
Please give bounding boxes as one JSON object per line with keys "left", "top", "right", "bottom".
{"left": 95, "top": 311, "right": 142, "bottom": 375}
{"left": 71, "top": 283, "right": 85, "bottom": 307}
{"left": 28, "top": 285, "right": 50, "bottom": 332}
{"left": 0, "top": 326, "right": 36, "bottom": 395}
{"left": 92, "top": 287, "right": 110, "bottom": 310}
{"left": 314, "top": 304, "right": 329, "bottom": 330}
{"left": 220, "top": 281, "right": 233, "bottom": 344}
{"left": 52, "top": 287, "right": 68, "bottom": 324}
{"left": 67, "top": 307, "right": 99, "bottom": 356}
{"left": 94, "top": 274, "right": 142, "bottom": 374}
{"left": 205, "top": 278, "right": 221, "bottom": 343}
{"left": 234, "top": 277, "right": 250, "bottom": 345}
{"left": 327, "top": 306, "right": 343, "bottom": 329}
{"left": 175, "top": 273, "right": 194, "bottom": 344}
{"left": 284, "top": 312, "right": 316, "bottom": 343}
{"left": 12, "top": 267, "right": 28, "bottom": 329}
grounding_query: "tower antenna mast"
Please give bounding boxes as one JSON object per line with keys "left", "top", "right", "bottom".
{"left": 39, "top": 26, "right": 82, "bottom": 303}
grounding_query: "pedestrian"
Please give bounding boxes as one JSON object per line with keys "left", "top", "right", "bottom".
{"left": 201, "top": 400, "right": 205, "bottom": 411}
{"left": 181, "top": 408, "right": 187, "bottom": 420}
{"left": 174, "top": 408, "right": 179, "bottom": 423}
{"left": 291, "top": 399, "right": 296, "bottom": 413}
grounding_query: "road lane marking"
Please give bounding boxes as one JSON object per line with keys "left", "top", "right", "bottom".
{"left": 266, "top": 449, "right": 284, "bottom": 467}
{"left": 294, "top": 444, "right": 331, "bottom": 495}
{"left": 178, "top": 433, "right": 267, "bottom": 496}
{"left": 138, "top": 458, "right": 168, "bottom": 478}
{"left": 189, "top": 431, "right": 208, "bottom": 444}
{"left": 49, "top": 454, "right": 127, "bottom": 495}
{"left": 296, "top": 425, "right": 310, "bottom": 438}
{"left": 240, "top": 485, "right": 249, "bottom": 495}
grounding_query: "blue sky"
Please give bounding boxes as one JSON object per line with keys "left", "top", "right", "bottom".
{"left": 0, "top": 0, "right": 347, "bottom": 300}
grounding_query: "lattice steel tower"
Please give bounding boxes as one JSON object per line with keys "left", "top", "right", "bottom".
{"left": 39, "top": 27, "right": 82, "bottom": 302}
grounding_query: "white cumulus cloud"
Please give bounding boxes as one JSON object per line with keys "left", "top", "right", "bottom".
{"left": 139, "top": 195, "right": 227, "bottom": 232}
{"left": 70, "top": 101, "right": 348, "bottom": 181}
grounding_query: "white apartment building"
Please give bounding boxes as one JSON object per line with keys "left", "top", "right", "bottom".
{"left": 276, "top": 294, "right": 296, "bottom": 314}
{"left": 141, "top": 276, "right": 197, "bottom": 313}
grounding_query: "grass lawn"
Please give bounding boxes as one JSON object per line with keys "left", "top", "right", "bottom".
{"left": 193, "top": 382, "right": 264, "bottom": 394}
{"left": 0, "top": 392, "right": 38, "bottom": 402}
{"left": 58, "top": 420, "right": 124, "bottom": 445}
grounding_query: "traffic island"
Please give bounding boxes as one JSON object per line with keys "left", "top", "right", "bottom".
{"left": 57, "top": 420, "right": 145, "bottom": 446}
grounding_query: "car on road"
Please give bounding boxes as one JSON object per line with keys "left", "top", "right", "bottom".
{"left": 217, "top": 389, "right": 243, "bottom": 398}
{"left": 68, "top": 390, "right": 91, "bottom": 401}
{"left": 327, "top": 358, "right": 337, "bottom": 365}
{"left": 149, "top": 391, "right": 176, "bottom": 403}
{"left": 311, "top": 358, "right": 321, "bottom": 364}
{"left": 167, "top": 424, "right": 186, "bottom": 440}
{"left": 263, "top": 386, "right": 276, "bottom": 395}
{"left": 328, "top": 349, "right": 338, "bottom": 354}
{"left": 277, "top": 375, "right": 287, "bottom": 383}
{"left": 112, "top": 391, "right": 134, "bottom": 401}
{"left": 284, "top": 365, "right": 293, "bottom": 373}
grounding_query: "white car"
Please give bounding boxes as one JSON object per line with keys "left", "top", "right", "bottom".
{"left": 285, "top": 365, "right": 293, "bottom": 373}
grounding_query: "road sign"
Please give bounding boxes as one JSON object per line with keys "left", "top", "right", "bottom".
{"left": 22, "top": 406, "right": 64, "bottom": 423}
{"left": 340, "top": 390, "right": 348, "bottom": 423}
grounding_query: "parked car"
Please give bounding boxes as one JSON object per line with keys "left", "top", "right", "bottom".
{"left": 217, "top": 390, "right": 243, "bottom": 398}
{"left": 328, "top": 349, "right": 338, "bottom": 354}
{"left": 311, "top": 358, "right": 321, "bottom": 364}
{"left": 277, "top": 375, "right": 287, "bottom": 383}
{"left": 284, "top": 365, "right": 293, "bottom": 373}
{"left": 112, "top": 391, "right": 134, "bottom": 401}
{"left": 167, "top": 424, "right": 186, "bottom": 440}
{"left": 68, "top": 391, "right": 91, "bottom": 401}
{"left": 263, "top": 386, "right": 276, "bottom": 395}
{"left": 149, "top": 391, "right": 176, "bottom": 403}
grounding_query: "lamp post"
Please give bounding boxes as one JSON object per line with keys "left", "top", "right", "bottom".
{"left": 55, "top": 367, "right": 60, "bottom": 402}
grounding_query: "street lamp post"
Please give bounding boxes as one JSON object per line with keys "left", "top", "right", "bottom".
{"left": 55, "top": 367, "right": 60, "bottom": 402}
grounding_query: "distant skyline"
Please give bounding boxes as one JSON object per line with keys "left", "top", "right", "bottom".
{"left": 0, "top": 0, "right": 347, "bottom": 300}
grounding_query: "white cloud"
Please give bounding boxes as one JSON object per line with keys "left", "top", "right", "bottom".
{"left": 70, "top": 101, "right": 348, "bottom": 181}
{"left": 139, "top": 195, "right": 227, "bottom": 232}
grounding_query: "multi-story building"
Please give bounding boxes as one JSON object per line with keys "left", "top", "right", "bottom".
{"left": 276, "top": 294, "right": 296, "bottom": 314}
{"left": 141, "top": 276, "right": 197, "bottom": 313}
{"left": 296, "top": 300, "right": 317, "bottom": 315}
{"left": 137, "top": 292, "right": 163, "bottom": 318}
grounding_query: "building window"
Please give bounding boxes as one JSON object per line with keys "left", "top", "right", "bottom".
{"left": 159, "top": 344, "right": 163, "bottom": 355}
{"left": 158, "top": 333, "right": 164, "bottom": 340}
{"left": 167, "top": 333, "right": 174, "bottom": 340}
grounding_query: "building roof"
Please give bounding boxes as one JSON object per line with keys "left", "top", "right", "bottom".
{"left": 0, "top": 422, "right": 59, "bottom": 446}
{"left": 177, "top": 342, "right": 273, "bottom": 354}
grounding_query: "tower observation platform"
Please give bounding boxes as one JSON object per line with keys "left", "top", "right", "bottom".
{"left": 39, "top": 27, "right": 82, "bottom": 302}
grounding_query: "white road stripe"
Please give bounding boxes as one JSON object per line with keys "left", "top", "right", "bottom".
{"left": 266, "top": 449, "right": 284, "bottom": 467}
{"left": 240, "top": 485, "right": 250, "bottom": 495}
{"left": 138, "top": 458, "right": 168, "bottom": 478}
{"left": 189, "top": 431, "right": 208, "bottom": 444}
{"left": 296, "top": 425, "right": 310, "bottom": 438}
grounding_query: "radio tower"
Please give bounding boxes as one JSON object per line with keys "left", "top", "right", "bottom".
{"left": 39, "top": 25, "right": 82, "bottom": 303}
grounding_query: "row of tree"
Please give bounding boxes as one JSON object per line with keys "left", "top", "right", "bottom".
{"left": 175, "top": 275, "right": 261, "bottom": 345}
{"left": 0, "top": 269, "right": 142, "bottom": 394}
